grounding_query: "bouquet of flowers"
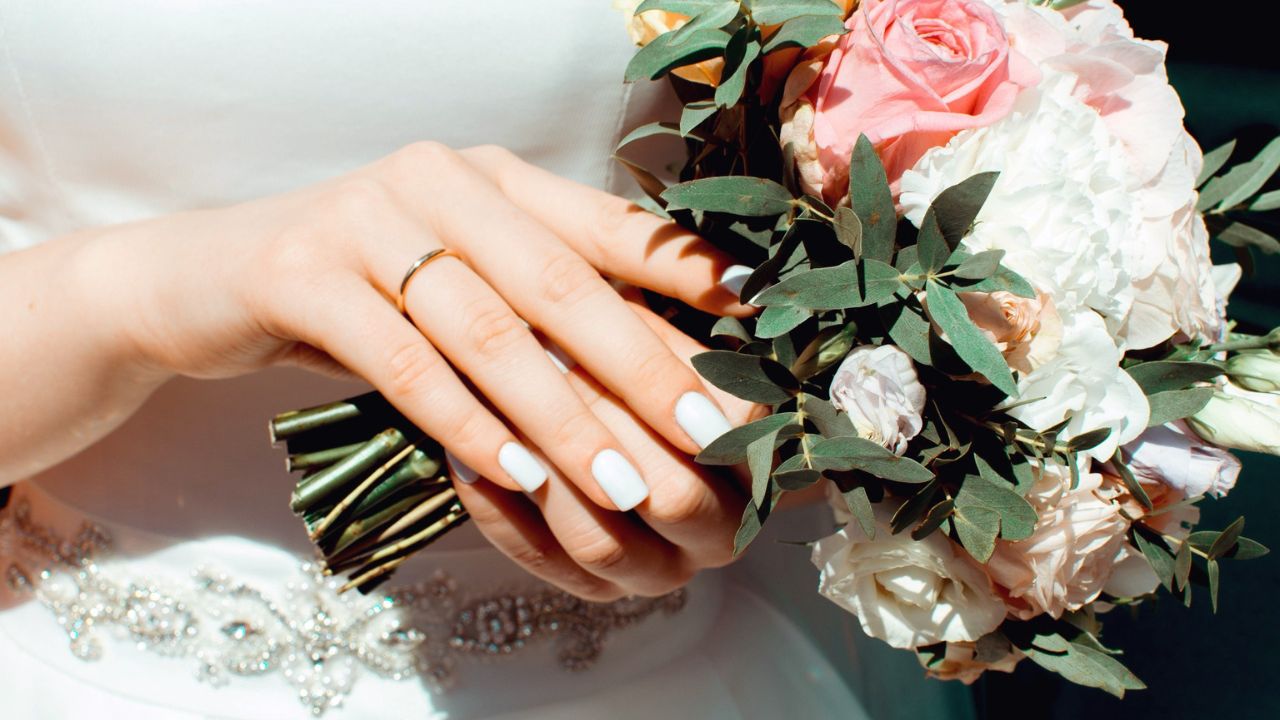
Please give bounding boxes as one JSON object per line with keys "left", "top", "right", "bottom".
{"left": 271, "top": 0, "right": 1280, "bottom": 694}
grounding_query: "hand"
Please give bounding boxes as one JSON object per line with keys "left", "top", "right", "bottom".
{"left": 87, "top": 142, "right": 753, "bottom": 514}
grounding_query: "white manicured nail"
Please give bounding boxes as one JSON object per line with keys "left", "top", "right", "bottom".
{"left": 544, "top": 343, "right": 575, "bottom": 374}
{"left": 676, "top": 392, "right": 733, "bottom": 449}
{"left": 445, "top": 450, "right": 479, "bottom": 484}
{"left": 498, "top": 442, "right": 548, "bottom": 492}
{"left": 591, "top": 449, "right": 649, "bottom": 511}
{"left": 718, "top": 265, "right": 753, "bottom": 298}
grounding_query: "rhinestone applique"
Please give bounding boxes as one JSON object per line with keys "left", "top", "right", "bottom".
{"left": 0, "top": 498, "right": 686, "bottom": 716}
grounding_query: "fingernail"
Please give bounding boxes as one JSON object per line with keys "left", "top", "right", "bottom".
{"left": 591, "top": 449, "right": 649, "bottom": 511}
{"left": 498, "top": 442, "right": 548, "bottom": 492}
{"left": 544, "top": 342, "right": 575, "bottom": 374}
{"left": 718, "top": 264, "right": 753, "bottom": 299}
{"left": 445, "top": 450, "right": 479, "bottom": 484}
{"left": 675, "top": 392, "right": 733, "bottom": 449}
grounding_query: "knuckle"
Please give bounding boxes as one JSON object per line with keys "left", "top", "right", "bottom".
{"left": 444, "top": 411, "right": 492, "bottom": 453}
{"left": 504, "top": 538, "right": 558, "bottom": 575}
{"left": 462, "top": 143, "right": 517, "bottom": 168}
{"left": 566, "top": 530, "right": 629, "bottom": 575}
{"left": 546, "top": 410, "right": 599, "bottom": 454}
{"left": 323, "top": 177, "right": 396, "bottom": 228}
{"left": 645, "top": 479, "right": 710, "bottom": 527}
{"left": 585, "top": 194, "right": 636, "bottom": 252}
{"left": 464, "top": 301, "right": 527, "bottom": 360}
{"left": 384, "top": 140, "right": 457, "bottom": 181}
{"left": 630, "top": 348, "right": 683, "bottom": 397}
{"left": 537, "top": 252, "right": 603, "bottom": 307}
{"left": 384, "top": 340, "right": 441, "bottom": 398}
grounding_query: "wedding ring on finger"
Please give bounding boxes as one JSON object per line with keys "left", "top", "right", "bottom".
{"left": 397, "top": 248, "right": 462, "bottom": 315}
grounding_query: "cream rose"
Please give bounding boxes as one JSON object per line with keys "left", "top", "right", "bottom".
{"left": 828, "top": 345, "right": 926, "bottom": 455}
{"left": 1188, "top": 382, "right": 1280, "bottom": 456}
{"left": 1121, "top": 421, "right": 1240, "bottom": 499}
{"left": 985, "top": 461, "right": 1129, "bottom": 619}
{"left": 955, "top": 290, "right": 1062, "bottom": 374}
{"left": 811, "top": 503, "right": 1007, "bottom": 649}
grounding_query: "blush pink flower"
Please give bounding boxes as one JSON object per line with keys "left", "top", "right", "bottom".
{"left": 780, "top": 0, "right": 1038, "bottom": 202}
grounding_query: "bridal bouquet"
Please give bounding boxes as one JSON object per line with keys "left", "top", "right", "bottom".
{"left": 271, "top": 0, "right": 1279, "bottom": 696}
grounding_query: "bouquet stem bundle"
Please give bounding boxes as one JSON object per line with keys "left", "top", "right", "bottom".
{"left": 269, "top": 393, "right": 467, "bottom": 593}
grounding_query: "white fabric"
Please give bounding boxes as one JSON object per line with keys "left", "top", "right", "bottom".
{"left": 0, "top": 2, "right": 961, "bottom": 718}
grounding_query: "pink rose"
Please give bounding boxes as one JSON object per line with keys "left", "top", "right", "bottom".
{"left": 781, "top": 0, "right": 1038, "bottom": 202}
{"left": 954, "top": 290, "right": 1062, "bottom": 375}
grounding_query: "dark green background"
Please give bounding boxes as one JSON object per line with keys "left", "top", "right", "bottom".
{"left": 979, "top": 3, "right": 1280, "bottom": 718}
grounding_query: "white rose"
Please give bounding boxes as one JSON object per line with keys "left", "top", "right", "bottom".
{"left": 1120, "top": 421, "right": 1241, "bottom": 498}
{"left": 1188, "top": 383, "right": 1280, "bottom": 456}
{"left": 811, "top": 504, "right": 1007, "bottom": 649}
{"left": 985, "top": 461, "right": 1130, "bottom": 619}
{"left": 828, "top": 345, "right": 926, "bottom": 456}
{"left": 1226, "top": 351, "right": 1280, "bottom": 394}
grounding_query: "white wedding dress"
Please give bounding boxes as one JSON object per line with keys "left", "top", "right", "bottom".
{"left": 0, "top": 3, "right": 972, "bottom": 719}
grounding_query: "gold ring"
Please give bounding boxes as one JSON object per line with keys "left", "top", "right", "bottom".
{"left": 397, "top": 248, "right": 460, "bottom": 315}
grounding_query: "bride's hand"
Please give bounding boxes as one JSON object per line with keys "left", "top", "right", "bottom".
{"left": 87, "top": 143, "right": 753, "bottom": 514}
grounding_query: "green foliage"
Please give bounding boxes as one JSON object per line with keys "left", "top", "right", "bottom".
{"left": 692, "top": 350, "right": 800, "bottom": 402}
{"left": 624, "top": 27, "right": 731, "bottom": 82}
{"left": 925, "top": 280, "right": 1018, "bottom": 396}
{"left": 848, "top": 135, "right": 897, "bottom": 263}
{"left": 662, "top": 176, "right": 795, "bottom": 215}
{"left": 744, "top": 0, "right": 843, "bottom": 24}
{"left": 761, "top": 14, "right": 848, "bottom": 52}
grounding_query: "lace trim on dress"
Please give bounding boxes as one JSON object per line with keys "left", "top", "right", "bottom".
{"left": 0, "top": 497, "right": 686, "bottom": 716}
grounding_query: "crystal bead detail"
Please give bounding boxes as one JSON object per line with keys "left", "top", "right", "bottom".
{"left": 0, "top": 498, "right": 686, "bottom": 716}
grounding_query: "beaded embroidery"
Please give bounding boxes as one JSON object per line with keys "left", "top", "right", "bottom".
{"left": 0, "top": 498, "right": 686, "bottom": 716}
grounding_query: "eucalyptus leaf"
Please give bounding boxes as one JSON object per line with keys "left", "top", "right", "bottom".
{"left": 747, "top": 428, "right": 783, "bottom": 509}
{"left": 930, "top": 172, "right": 999, "bottom": 249}
{"left": 710, "top": 315, "right": 753, "bottom": 342}
{"left": 662, "top": 176, "right": 795, "bottom": 216}
{"left": 754, "top": 259, "right": 902, "bottom": 310}
{"left": 1207, "top": 558, "right": 1221, "bottom": 613}
{"left": 911, "top": 499, "right": 955, "bottom": 540}
{"left": 883, "top": 300, "right": 934, "bottom": 366}
{"left": 1110, "top": 456, "right": 1153, "bottom": 511}
{"left": 756, "top": 304, "right": 810, "bottom": 338}
{"left": 791, "top": 323, "right": 858, "bottom": 380}
{"left": 808, "top": 436, "right": 934, "bottom": 483}
{"left": 680, "top": 100, "right": 719, "bottom": 136}
{"left": 833, "top": 206, "right": 863, "bottom": 256}
{"left": 1173, "top": 540, "right": 1193, "bottom": 591}
{"left": 697, "top": 412, "right": 800, "bottom": 465}
{"left": 613, "top": 156, "right": 669, "bottom": 208}
{"left": 955, "top": 265, "right": 1036, "bottom": 298}
{"left": 843, "top": 485, "right": 876, "bottom": 539}
{"left": 1196, "top": 139, "right": 1235, "bottom": 187}
{"left": 1125, "top": 361, "right": 1223, "bottom": 395}
{"left": 925, "top": 280, "right": 1018, "bottom": 396}
{"left": 624, "top": 28, "right": 731, "bottom": 82}
{"left": 916, "top": 209, "right": 950, "bottom": 272}
{"left": 734, "top": 494, "right": 771, "bottom": 556}
{"left": 953, "top": 249, "right": 1006, "bottom": 280}
{"left": 955, "top": 474, "right": 1038, "bottom": 541}
{"left": 1215, "top": 222, "right": 1280, "bottom": 254}
{"left": 1208, "top": 516, "right": 1246, "bottom": 560}
{"left": 616, "top": 121, "right": 694, "bottom": 150}
{"left": 1146, "top": 387, "right": 1214, "bottom": 427}
{"left": 1133, "top": 531, "right": 1175, "bottom": 591}
{"left": 1251, "top": 189, "right": 1280, "bottom": 212}
{"left": 953, "top": 504, "right": 1000, "bottom": 562}
{"left": 636, "top": 0, "right": 731, "bottom": 13}
{"left": 715, "top": 29, "right": 761, "bottom": 107}
{"left": 775, "top": 468, "right": 822, "bottom": 490}
{"left": 668, "top": 1, "right": 740, "bottom": 45}
{"left": 848, "top": 135, "right": 896, "bottom": 263}
{"left": 1229, "top": 536, "right": 1270, "bottom": 560}
{"left": 745, "top": 0, "right": 843, "bottom": 24}
{"left": 692, "top": 350, "right": 801, "bottom": 403}
{"left": 891, "top": 481, "right": 939, "bottom": 535}
{"left": 801, "top": 393, "right": 857, "bottom": 438}
{"left": 1023, "top": 636, "right": 1145, "bottom": 699}
{"left": 1216, "top": 136, "right": 1280, "bottom": 211}
{"left": 761, "top": 13, "right": 848, "bottom": 52}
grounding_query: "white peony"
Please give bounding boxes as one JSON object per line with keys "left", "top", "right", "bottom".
{"left": 828, "top": 345, "right": 926, "bottom": 455}
{"left": 811, "top": 503, "right": 1007, "bottom": 649}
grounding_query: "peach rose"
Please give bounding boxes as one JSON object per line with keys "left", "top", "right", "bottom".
{"left": 956, "top": 290, "right": 1062, "bottom": 374}
{"left": 985, "top": 461, "right": 1129, "bottom": 619}
{"left": 780, "top": 0, "right": 1038, "bottom": 202}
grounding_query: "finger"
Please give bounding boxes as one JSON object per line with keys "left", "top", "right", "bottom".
{"left": 384, "top": 149, "right": 737, "bottom": 462}
{"left": 450, "top": 464, "right": 627, "bottom": 602}
{"left": 561, "top": 364, "right": 745, "bottom": 568}
{"left": 461, "top": 145, "right": 755, "bottom": 316}
{"left": 280, "top": 276, "right": 526, "bottom": 494}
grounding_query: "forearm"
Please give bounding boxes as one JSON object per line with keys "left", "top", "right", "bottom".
{"left": 0, "top": 228, "right": 171, "bottom": 485}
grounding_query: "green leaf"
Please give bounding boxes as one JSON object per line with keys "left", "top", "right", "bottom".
{"left": 954, "top": 505, "right": 1000, "bottom": 562}
{"left": 1216, "top": 136, "right": 1280, "bottom": 211}
{"left": 911, "top": 498, "right": 955, "bottom": 540}
{"left": 734, "top": 493, "right": 774, "bottom": 556}
{"left": 915, "top": 209, "right": 951, "bottom": 272}
{"left": 1110, "top": 456, "right": 1153, "bottom": 511}
{"left": 848, "top": 135, "right": 897, "bottom": 263}
{"left": 624, "top": 28, "right": 731, "bottom": 82}
{"left": 792, "top": 323, "right": 858, "bottom": 380}
{"left": 692, "top": 350, "right": 800, "bottom": 403}
{"left": 661, "top": 176, "right": 795, "bottom": 216}
{"left": 1146, "top": 387, "right": 1214, "bottom": 427}
{"left": 1133, "top": 531, "right": 1175, "bottom": 591}
{"left": 1067, "top": 427, "right": 1112, "bottom": 453}
{"left": 715, "top": 29, "right": 761, "bottom": 107}
{"left": 761, "top": 13, "right": 848, "bottom": 53}
{"left": 931, "top": 172, "right": 999, "bottom": 246}
{"left": 754, "top": 259, "right": 902, "bottom": 310}
{"left": 738, "top": 223, "right": 804, "bottom": 302}
{"left": 1251, "top": 189, "right": 1280, "bottom": 212}
{"left": 1196, "top": 139, "right": 1235, "bottom": 187}
{"left": 698, "top": 412, "right": 800, "bottom": 465}
{"left": 1207, "top": 558, "right": 1221, "bottom": 613}
{"left": 775, "top": 467, "right": 821, "bottom": 490}
{"left": 842, "top": 485, "right": 876, "bottom": 538}
{"left": 1173, "top": 539, "right": 1193, "bottom": 592}
{"left": 747, "top": 427, "right": 782, "bottom": 508}
{"left": 953, "top": 249, "right": 1006, "bottom": 280}
{"left": 956, "top": 264, "right": 1036, "bottom": 298}
{"left": 1023, "top": 635, "right": 1145, "bottom": 699}
{"left": 925, "top": 280, "right": 1018, "bottom": 396}
{"left": 616, "top": 122, "right": 692, "bottom": 151}
{"left": 955, "top": 474, "right": 1038, "bottom": 541}
{"left": 680, "top": 100, "right": 719, "bottom": 136}
{"left": 833, "top": 206, "right": 863, "bottom": 256}
{"left": 1230, "top": 537, "right": 1271, "bottom": 560}
{"left": 1125, "top": 361, "right": 1223, "bottom": 395}
{"left": 710, "top": 315, "right": 753, "bottom": 342}
{"left": 808, "top": 436, "right": 935, "bottom": 483}
{"left": 613, "top": 156, "right": 669, "bottom": 209}
{"left": 636, "top": 0, "right": 731, "bottom": 13}
{"left": 1215, "top": 222, "right": 1280, "bottom": 254}
{"left": 801, "top": 393, "right": 857, "bottom": 438}
{"left": 883, "top": 300, "right": 934, "bottom": 366}
{"left": 891, "top": 480, "right": 940, "bottom": 534}
{"left": 745, "top": 0, "right": 843, "bottom": 24}
{"left": 668, "top": 1, "right": 740, "bottom": 45}
{"left": 755, "top": 305, "right": 810, "bottom": 338}
{"left": 1208, "top": 516, "right": 1246, "bottom": 560}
